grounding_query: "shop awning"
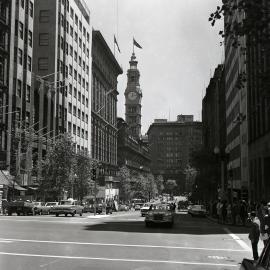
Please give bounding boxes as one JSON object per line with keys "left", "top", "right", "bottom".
{"left": 0, "top": 170, "right": 27, "bottom": 191}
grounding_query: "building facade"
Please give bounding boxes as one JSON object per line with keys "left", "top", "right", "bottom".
{"left": 147, "top": 116, "right": 202, "bottom": 193}
{"left": 32, "top": 0, "right": 92, "bottom": 180}
{"left": 91, "top": 30, "right": 122, "bottom": 201}
{"left": 5, "top": 0, "right": 35, "bottom": 187}
{"left": 0, "top": 0, "right": 10, "bottom": 168}
{"left": 125, "top": 53, "right": 142, "bottom": 139}
{"left": 246, "top": 1, "right": 270, "bottom": 201}
{"left": 224, "top": 8, "right": 249, "bottom": 200}
{"left": 117, "top": 117, "right": 150, "bottom": 174}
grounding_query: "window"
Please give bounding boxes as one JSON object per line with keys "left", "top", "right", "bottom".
{"left": 82, "top": 79, "right": 85, "bottom": 88}
{"left": 86, "top": 98, "right": 88, "bottom": 107}
{"left": 87, "top": 32, "right": 89, "bottom": 42}
{"left": 69, "top": 45, "right": 73, "bottom": 56}
{"left": 73, "top": 124, "right": 76, "bottom": 135}
{"left": 81, "top": 129, "right": 84, "bottom": 139}
{"left": 39, "top": 10, "right": 50, "bottom": 23}
{"left": 78, "top": 92, "right": 81, "bottom": 101}
{"left": 83, "top": 43, "right": 85, "bottom": 53}
{"left": 68, "top": 102, "right": 72, "bottom": 113}
{"left": 69, "top": 84, "right": 72, "bottom": 95}
{"left": 86, "top": 131, "right": 88, "bottom": 140}
{"left": 77, "top": 127, "right": 80, "bottom": 136}
{"left": 74, "top": 69, "right": 77, "bottom": 80}
{"left": 86, "top": 82, "right": 89, "bottom": 91}
{"left": 75, "top": 32, "right": 78, "bottom": 42}
{"left": 18, "top": 49, "right": 23, "bottom": 65}
{"left": 86, "top": 48, "right": 89, "bottom": 57}
{"left": 39, "top": 33, "right": 49, "bottom": 46}
{"left": 78, "top": 74, "right": 81, "bottom": 84}
{"left": 29, "top": 1, "right": 33, "bottom": 17}
{"left": 74, "top": 51, "right": 77, "bottom": 62}
{"left": 69, "top": 64, "right": 72, "bottom": 75}
{"left": 83, "top": 27, "right": 86, "bottom": 36}
{"left": 26, "top": 85, "right": 31, "bottom": 102}
{"left": 79, "top": 38, "right": 82, "bottom": 48}
{"left": 79, "top": 56, "right": 81, "bottom": 66}
{"left": 68, "top": 122, "right": 71, "bottom": 133}
{"left": 27, "top": 56, "right": 31, "bottom": 71}
{"left": 70, "top": 26, "right": 73, "bottom": 37}
{"left": 73, "top": 88, "right": 77, "bottom": 98}
{"left": 75, "top": 14, "right": 78, "bottom": 25}
{"left": 82, "top": 95, "right": 85, "bottom": 104}
{"left": 70, "top": 7, "right": 74, "bottom": 19}
{"left": 38, "top": 57, "right": 48, "bottom": 70}
{"left": 82, "top": 112, "right": 85, "bottom": 122}
{"left": 19, "top": 22, "right": 23, "bottom": 39}
{"left": 21, "top": 0, "right": 24, "bottom": 8}
{"left": 79, "top": 21, "right": 82, "bottom": 31}
{"left": 66, "top": 21, "right": 69, "bottom": 33}
{"left": 78, "top": 109, "right": 80, "bottom": 119}
{"left": 61, "top": 14, "right": 64, "bottom": 27}
{"left": 86, "top": 65, "right": 89, "bottom": 74}
{"left": 73, "top": 106, "right": 76, "bottom": 116}
{"left": 60, "top": 37, "right": 64, "bottom": 49}
{"left": 15, "top": 20, "right": 18, "bottom": 36}
{"left": 86, "top": 114, "right": 88, "bottom": 123}
{"left": 28, "top": 30, "right": 32, "bottom": 47}
{"left": 17, "top": 79, "right": 22, "bottom": 97}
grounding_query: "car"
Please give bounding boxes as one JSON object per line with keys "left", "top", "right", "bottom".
{"left": 188, "top": 204, "right": 207, "bottom": 217}
{"left": 118, "top": 204, "right": 129, "bottom": 211}
{"left": 140, "top": 203, "right": 152, "bottom": 217}
{"left": 135, "top": 204, "right": 142, "bottom": 211}
{"left": 33, "top": 202, "right": 46, "bottom": 215}
{"left": 50, "top": 199, "right": 84, "bottom": 217}
{"left": 41, "top": 202, "right": 59, "bottom": 214}
{"left": 145, "top": 203, "right": 174, "bottom": 227}
{"left": 239, "top": 240, "right": 270, "bottom": 269}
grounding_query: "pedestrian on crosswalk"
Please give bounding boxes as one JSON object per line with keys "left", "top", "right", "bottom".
{"left": 248, "top": 211, "right": 260, "bottom": 261}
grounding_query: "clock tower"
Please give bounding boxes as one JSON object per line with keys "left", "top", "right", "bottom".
{"left": 125, "top": 53, "right": 142, "bottom": 139}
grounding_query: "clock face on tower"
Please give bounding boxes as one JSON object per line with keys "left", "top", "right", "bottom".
{"left": 128, "top": 91, "right": 137, "bottom": 101}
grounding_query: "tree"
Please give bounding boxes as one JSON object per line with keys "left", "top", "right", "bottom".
{"left": 73, "top": 152, "right": 92, "bottom": 201}
{"left": 155, "top": 174, "right": 165, "bottom": 195}
{"left": 39, "top": 134, "right": 75, "bottom": 201}
{"left": 118, "top": 166, "right": 132, "bottom": 202}
{"left": 165, "top": 179, "right": 177, "bottom": 198}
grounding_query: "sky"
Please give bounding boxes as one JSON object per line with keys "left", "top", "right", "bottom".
{"left": 86, "top": 0, "right": 223, "bottom": 134}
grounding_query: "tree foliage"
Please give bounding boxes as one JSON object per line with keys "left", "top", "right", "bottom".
{"left": 165, "top": 179, "right": 177, "bottom": 197}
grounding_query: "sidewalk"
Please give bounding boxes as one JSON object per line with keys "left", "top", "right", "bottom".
{"left": 206, "top": 215, "right": 250, "bottom": 227}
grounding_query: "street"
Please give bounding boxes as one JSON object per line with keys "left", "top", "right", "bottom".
{"left": 0, "top": 211, "right": 261, "bottom": 270}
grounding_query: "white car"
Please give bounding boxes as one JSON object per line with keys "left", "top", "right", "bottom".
{"left": 140, "top": 203, "right": 152, "bottom": 217}
{"left": 50, "top": 199, "right": 83, "bottom": 217}
{"left": 188, "top": 205, "right": 207, "bottom": 217}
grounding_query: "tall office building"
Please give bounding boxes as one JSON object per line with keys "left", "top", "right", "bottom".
{"left": 147, "top": 116, "right": 202, "bottom": 192}
{"left": 0, "top": 0, "right": 10, "bottom": 166}
{"left": 5, "top": 0, "right": 35, "bottom": 186}
{"left": 224, "top": 8, "right": 248, "bottom": 200}
{"left": 33, "top": 0, "right": 92, "bottom": 170}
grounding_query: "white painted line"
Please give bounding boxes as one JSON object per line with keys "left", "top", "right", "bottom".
{"left": 0, "top": 251, "right": 238, "bottom": 267}
{"left": 0, "top": 218, "right": 88, "bottom": 224}
{"left": 0, "top": 240, "right": 13, "bottom": 243}
{"left": 0, "top": 238, "right": 246, "bottom": 252}
{"left": 223, "top": 227, "right": 251, "bottom": 251}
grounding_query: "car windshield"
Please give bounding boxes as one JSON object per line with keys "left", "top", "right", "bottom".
{"left": 151, "top": 204, "right": 170, "bottom": 210}
{"left": 193, "top": 205, "right": 206, "bottom": 210}
{"left": 33, "top": 202, "right": 41, "bottom": 206}
{"left": 143, "top": 203, "right": 151, "bottom": 207}
{"left": 60, "top": 201, "right": 73, "bottom": 205}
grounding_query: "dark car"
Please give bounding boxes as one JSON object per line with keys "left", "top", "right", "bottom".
{"left": 239, "top": 240, "right": 270, "bottom": 269}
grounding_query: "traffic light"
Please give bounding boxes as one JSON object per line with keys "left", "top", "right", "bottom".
{"left": 91, "top": 168, "right": 96, "bottom": 181}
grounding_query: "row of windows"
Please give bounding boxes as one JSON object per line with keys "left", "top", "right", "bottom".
{"left": 67, "top": 121, "right": 88, "bottom": 139}
{"left": 68, "top": 84, "right": 88, "bottom": 104}
{"left": 68, "top": 103, "right": 89, "bottom": 122}
{"left": 15, "top": 20, "right": 32, "bottom": 47}
{"left": 16, "top": 0, "right": 33, "bottom": 17}
{"left": 14, "top": 79, "right": 31, "bottom": 101}
{"left": 14, "top": 47, "right": 32, "bottom": 71}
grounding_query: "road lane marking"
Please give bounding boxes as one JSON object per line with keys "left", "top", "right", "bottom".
{"left": 0, "top": 238, "right": 246, "bottom": 252}
{"left": 223, "top": 228, "right": 251, "bottom": 251}
{"left": 0, "top": 218, "right": 90, "bottom": 224}
{"left": 0, "top": 240, "right": 13, "bottom": 243}
{"left": 0, "top": 251, "right": 239, "bottom": 267}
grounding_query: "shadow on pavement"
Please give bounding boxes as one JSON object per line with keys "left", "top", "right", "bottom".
{"left": 83, "top": 213, "right": 242, "bottom": 235}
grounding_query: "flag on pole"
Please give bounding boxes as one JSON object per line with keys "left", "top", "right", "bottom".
{"left": 114, "top": 35, "right": 121, "bottom": 53}
{"left": 133, "top": 38, "right": 142, "bottom": 49}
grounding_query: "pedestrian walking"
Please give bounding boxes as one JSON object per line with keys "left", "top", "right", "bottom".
{"left": 227, "top": 203, "right": 232, "bottom": 224}
{"left": 262, "top": 205, "right": 270, "bottom": 246}
{"left": 216, "top": 200, "right": 222, "bottom": 223}
{"left": 240, "top": 200, "right": 248, "bottom": 226}
{"left": 221, "top": 201, "right": 227, "bottom": 224}
{"left": 248, "top": 211, "right": 260, "bottom": 261}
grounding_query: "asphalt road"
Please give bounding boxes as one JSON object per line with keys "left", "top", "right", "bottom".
{"left": 0, "top": 211, "right": 261, "bottom": 270}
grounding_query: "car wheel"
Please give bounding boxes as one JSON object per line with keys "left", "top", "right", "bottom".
{"left": 56, "top": 214, "right": 59, "bottom": 217}
{"left": 71, "top": 211, "right": 75, "bottom": 217}
{"left": 80, "top": 212, "right": 82, "bottom": 216}
{"left": 65, "top": 213, "right": 68, "bottom": 217}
